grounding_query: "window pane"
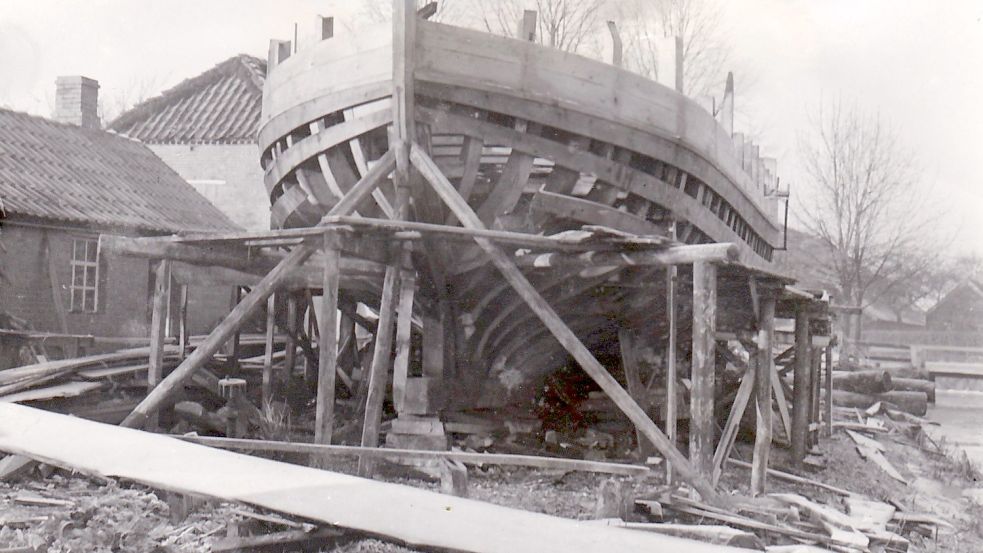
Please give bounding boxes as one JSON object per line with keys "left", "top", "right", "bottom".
{"left": 84, "top": 290, "right": 96, "bottom": 312}
{"left": 84, "top": 265, "right": 97, "bottom": 288}
{"left": 86, "top": 241, "right": 98, "bottom": 262}
{"left": 73, "top": 240, "right": 84, "bottom": 260}
{"left": 73, "top": 266, "right": 84, "bottom": 286}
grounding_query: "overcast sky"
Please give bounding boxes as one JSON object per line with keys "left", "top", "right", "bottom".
{"left": 1, "top": 0, "right": 981, "bottom": 256}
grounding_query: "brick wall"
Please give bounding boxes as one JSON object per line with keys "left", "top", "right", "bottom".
{"left": 150, "top": 144, "right": 270, "bottom": 231}
{"left": 0, "top": 223, "right": 233, "bottom": 339}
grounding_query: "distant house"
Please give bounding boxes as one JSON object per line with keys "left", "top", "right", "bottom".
{"left": 927, "top": 279, "right": 983, "bottom": 332}
{"left": 108, "top": 55, "right": 270, "bottom": 230}
{"left": 0, "top": 76, "right": 240, "bottom": 366}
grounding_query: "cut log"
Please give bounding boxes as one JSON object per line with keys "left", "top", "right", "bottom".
{"left": 890, "top": 377, "right": 935, "bottom": 403}
{"left": 831, "top": 390, "right": 928, "bottom": 416}
{"left": 831, "top": 370, "right": 892, "bottom": 394}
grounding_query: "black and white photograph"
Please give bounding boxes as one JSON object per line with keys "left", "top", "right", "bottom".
{"left": 0, "top": 1, "right": 981, "bottom": 551}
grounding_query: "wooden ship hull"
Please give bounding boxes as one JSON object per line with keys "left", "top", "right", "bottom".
{"left": 257, "top": 19, "right": 786, "bottom": 407}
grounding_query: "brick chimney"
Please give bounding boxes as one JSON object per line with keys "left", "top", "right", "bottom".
{"left": 54, "top": 76, "right": 100, "bottom": 130}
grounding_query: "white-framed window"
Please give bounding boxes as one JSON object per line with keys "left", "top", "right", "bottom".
{"left": 70, "top": 238, "right": 100, "bottom": 313}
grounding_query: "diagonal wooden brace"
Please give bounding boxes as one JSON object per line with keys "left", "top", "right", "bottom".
{"left": 408, "top": 143, "right": 724, "bottom": 505}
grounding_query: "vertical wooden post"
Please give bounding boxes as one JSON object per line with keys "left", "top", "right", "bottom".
{"left": 824, "top": 341, "right": 834, "bottom": 437}
{"left": 392, "top": 261, "right": 417, "bottom": 412}
{"left": 518, "top": 10, "right": 537, "bottom": 41}
{"left": 285, "top": 294, "right": 298, "bottom": 376}
{"left": 665, "top": 222, "right": 678, "bottom": 483}
{"left": 791, "top": 307, "right": 811, "bottom": 464}
{"left": 751, "top": 293, "right": 776, "bottom": 495}
{"left": 148, "top": 259, "right": 171, "bottom": 431}
{"left": 315, "top": 234, "right": 341, "bottom": 449}
{"left": 177, "top": 284, "right": 189, "bottom": 361}
{"left": 690, "top": 261, "right": 717, "bottom": 479}
{"left": 810, "top": 345, "right": 822, "bottom": 446}
{"left": 262, "top": 294, "right": 276, "bottom": 413}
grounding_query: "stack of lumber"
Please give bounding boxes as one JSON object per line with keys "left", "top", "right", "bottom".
{"left": 830, "top": 369, "right": 935, "bottom": 416}
{"left": 0, "top": 346, "right": 180, "bottom": 405}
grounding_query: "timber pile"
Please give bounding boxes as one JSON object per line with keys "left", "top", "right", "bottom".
{"left": 830, "top": 366, "right": 936, "bottom": 416}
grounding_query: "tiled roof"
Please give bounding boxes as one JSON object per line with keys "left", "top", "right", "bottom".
{"left": 0, "top": 108, "right": 241, "bottom": 233}
{"left": 108, "top": 55, "right": 265, "bottom": 144}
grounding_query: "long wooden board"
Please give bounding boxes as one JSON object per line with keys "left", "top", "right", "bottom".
{"left": 0, "top": 404, "right": 749, "bottom": 553}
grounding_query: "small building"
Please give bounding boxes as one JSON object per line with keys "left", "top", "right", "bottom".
{"left": 0, "top": 76, "right": 241, "bottom": 365}
{"left": 927, "top": 279, "right": 983, "bottom": 332}
{"left": 107, "top": 55, "right": 270, "bottom": 230}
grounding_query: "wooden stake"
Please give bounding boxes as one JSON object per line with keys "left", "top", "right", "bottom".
{"left": 392, "top": 260, "right": 416, "bottom": 412}
{"left": 409, "top": 144, "right": 723, "bottom": 505}
{"left": 791, "top": 307, "right": 811, "bottom": 464}
{"left": 666, "top": 221, "right": 678, "bottom": 484}
{"left": 262, "top": 294, "right": 276, "bottom": 412}
{"left": 751, "top": 294, "right": 775, "bottom": 495}
{"left": 314, "top": 236, "right": 341, "bottom": 451}
{"left": 691, "top": 261, "right": 717, "bottom": 479}
{"left": 147, "top": 259, "right": 170, "bottom": 430}
{"left": 606, "top": 21, "right": 623, "bottom": 67}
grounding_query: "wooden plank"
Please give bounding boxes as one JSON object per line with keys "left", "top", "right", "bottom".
{"left": 314, "top": 240, "right": 340, "bottom": 447}
{"left": 177, "top": 284, "right": 189, "bottom": 360}
{"left": 211, "top": 528, "right": 341, "bottom": 552}
{"left": 770, "top": 357, "right": 793, "bottom": 443}
{"left": 751, "top": 295, "right": 775, "bottom": 495}
{"left": 691, "top": 261, "right": 717, "bottom": 479}
{"left": 791, "top": 309, "right": 811, "bottom": 464}
{"left": 147, "top": 259, "right": 170, "bottom": 430}
{"left": 0, "top": 381, "right": 102, "bottom": 403}
{"left": 393, "top": 0, "right": 415, "bottom": 142}
{"left": 711, "top": 364, "right": 754, "bottom": 486}
{"left": 824, "top": 343, "right": 833, "bottom": 437}
{"left": 177, "top": 435, "right": 650, "bottom": 476}
{"left": 0, "top": 404, "right": 738, "bottom": 553}
{"left": 476, "top": 124, "right": 536, "bottom": 225}
{"left": 409, "top": 144, "right": 723, "bottom": 505}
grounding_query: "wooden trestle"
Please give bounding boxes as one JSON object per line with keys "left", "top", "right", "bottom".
{"left": 102, "top": 0, "right": 834, "bottom": 505}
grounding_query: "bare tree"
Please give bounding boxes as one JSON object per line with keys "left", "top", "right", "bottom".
{"left": 100, "top": 75, "right": 170, "bottom": 127}
{"left": 613, "top": 0, "right": 730, "bottom": 97}
{"left": 798, "top": 99, "right": 942, "bottom": 346}
{"left": 475, "top": 0, "right": 605, "bottom": 54}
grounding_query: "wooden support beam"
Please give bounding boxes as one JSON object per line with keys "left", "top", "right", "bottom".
{"left": 711, "top": 363, "right": 753, "bottom": 486}
{"left": 690, "top": 261, "right": 717, "bottom": 481}
{"left": 515, "top": 243, "right": 738, "bottom": 269}
{"left": 791, "top": 308, "right": 811, "bottom": 464}
{"left": 392, "top": 0, "right": 416, "bottom": 143}
{"left": 262, "top": 294, "right": 276, "bottom": 412}
{"left": 177, "top": 284, "right": 189, "bottom": 360}
{"left": 285, "top": 293, "right": 298, "bottom": 376}
{"left": 824, "top": 342, "right": 833, "bottom": 437}
{"left": 229, "top": 286, "right": 243, "bottom": 373}
{"left": 314, "top": 237, "right": 341, "bottom": 451}
{"left": 409, "top": 143, "right": 723, "bottom": 505}
{"left": 666, "top": 221, "right": 678, "bottom": 484}
{"left": 358, "top": 264, "right": 399, "bottom": 476}
{"left": 751, "top": 294, "right": 776, "bottom": 495}
{"left": 619, "top": 330, "right": 653, "bottom": 458}
{"left": 147, "top": 259, "right": 171, "bottom": 430}
{"left": 810, "top": 346, "right": 822, "bottom": 446}
{"left": 392, "top": 260, "right": 416, "bottom": 412}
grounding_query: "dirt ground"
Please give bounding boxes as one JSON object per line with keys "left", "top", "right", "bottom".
{"left": 3, "top": 419, "right": 983, "bottom": 552}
